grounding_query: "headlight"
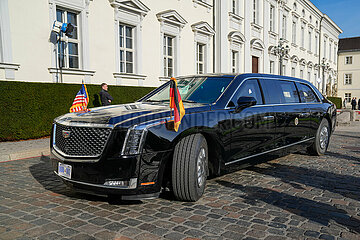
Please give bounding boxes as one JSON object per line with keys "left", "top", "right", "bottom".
{"left": 121, "top": 127, "right": 147, "bottom": 155}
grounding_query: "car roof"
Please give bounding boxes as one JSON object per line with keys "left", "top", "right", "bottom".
{"left": 177, "top": 73, "right": 312, "bottom": 84}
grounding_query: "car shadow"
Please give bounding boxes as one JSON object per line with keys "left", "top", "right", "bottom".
{"left": 248, "top": 162, "right": 360, "bottom": 202}
{"left": 333, "top": 132, "right": 360, "bottom": 140}
{"left": 216, "top": 180, "right": 360, "bottom": 234}
{"left": 326, "top": 151, "right": 360, "bottom": 164}
{"left": 29, "top": 155, "right": 143, "bottom": 205}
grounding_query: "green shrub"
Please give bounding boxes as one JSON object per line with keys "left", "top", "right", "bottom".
{"left": 0, "top": 81, "right": 155, "bottom": 141}
{"left": 327, "top": 96, "right": 342, "bottom": 109}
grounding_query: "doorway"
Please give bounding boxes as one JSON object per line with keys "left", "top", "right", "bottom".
{"left": 252, "top": 56, "right": 259, "bottom": 73}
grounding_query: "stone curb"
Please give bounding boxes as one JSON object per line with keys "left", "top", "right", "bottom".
{"left": 0, "top": 148, "right": 50, "bottom": 163}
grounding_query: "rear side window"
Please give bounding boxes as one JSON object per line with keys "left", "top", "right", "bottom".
{"left": 261, "top": 79, "right": 299, "bottom": 104}
{"left": 297, "top": 83, "right": 319, "bottom": 103}
{"left": 233, "top": 79, "right": 263, "bottom": 105}
{"left": 278, "top": 81, "right": 300, "bottom": 103}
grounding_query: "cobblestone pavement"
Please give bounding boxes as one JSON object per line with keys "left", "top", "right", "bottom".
{"left": 0, "top": 129, "right": 359, "bottom": 240}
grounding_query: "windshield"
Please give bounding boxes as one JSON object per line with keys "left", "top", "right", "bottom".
{"left": 144, "top": 76, "right": 233, "bottom": 104}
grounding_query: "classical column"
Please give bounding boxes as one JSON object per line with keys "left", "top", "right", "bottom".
{"left": 243, "top": 0, "right": 252, "bottom": 72}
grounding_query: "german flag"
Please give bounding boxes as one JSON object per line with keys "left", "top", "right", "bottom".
{"left": 169, "top": 77, "right": 185, "bottom": 132}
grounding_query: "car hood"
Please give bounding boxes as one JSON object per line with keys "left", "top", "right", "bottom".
{"left": 54, "top": 102, "right": 210, "bottom": 128}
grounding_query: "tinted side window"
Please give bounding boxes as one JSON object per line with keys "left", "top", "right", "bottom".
{"left": 261, "top": 80, "right": 299, "bottom": 104}
{"left": 278, "top": 81, "right": 300, "bottom": 103}
{"left": 260, "top": 79, "right": 282, "bottom": 104}
{"left": 297, "top": 83, "right": 319, "bottom": 103}
{"left": 233, "top": 79, "right": 263, "bottom": 105}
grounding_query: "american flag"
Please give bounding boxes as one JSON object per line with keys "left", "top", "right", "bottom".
{"left": 69, "top": 83, "right": 90, "bottom": 113}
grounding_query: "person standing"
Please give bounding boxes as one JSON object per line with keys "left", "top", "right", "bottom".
{"left": 351, "top": 97, "right": 357, "bottom": 110}
{"left": 343, "top": 98, "right": 347, "bottom": 109}
{"left": 358, "top": 98, "right": 360, "bottom": 110}
{"left": 99, "top": 83, "right": 113, "bottom": 106}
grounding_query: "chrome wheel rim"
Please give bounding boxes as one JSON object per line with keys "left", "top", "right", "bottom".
{"left": 197, "top": 148, "right": 206, "bottom": 188}
{"left": 319, "top": 126, "right": 329, "bottom": 149}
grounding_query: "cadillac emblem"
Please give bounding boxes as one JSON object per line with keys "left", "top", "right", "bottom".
{"left": 62, "top": 130, "right": 71, "bottom": 139}
{"left": 294, "top": 117, "right": 299, "bottom": 126}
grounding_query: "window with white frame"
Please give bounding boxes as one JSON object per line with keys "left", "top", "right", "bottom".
{"left": 157, "top": 10, "right": 187, "bottom": 79}
{"left": 232, "top": 50, "right": 239, "bottom": 73}
{"left": 300, "top": 69, "right": 304, "bottom": 78}
{"left": 314, "top": 73, "right": 317, "bottom": 84}
{"left": 301, "top": 25, "right": 305, "bottom": 48}
{"left": 329, "top": 42, "right": 332, "bottom": 60}
{"left": 270, "top": 5, "right": 275, "bottom": 32}
{"left": 345, "top": 56, "right": 353, "bottom": 64}
{"left": 282, "top": 64, "right": 286, "bottom": 75}
{"left": 308, "top": 71, "right": 311, "bottom": 81}
{"left": 308, "top": 30, "right": 312, "bottom": 52}
{"left": 345, "top": 93, "right": 351, "bottom": 103}
{"left": 345, "top": 74, "right": 352, "bottom": 85}
{"left": 282, "top": 15, "right": 287, "bottom": 39}
{"left": 163, "top": 35, "right": 174, "bottom": 77}
{"left": 56, "top": 8, "right": 80, "bottom": 69}
{"left": 253, "top": 0, "right": 259, "bottom": 24}
{"left": 315, "top": 33, "right": 318, "bottom": 54}
{"left": 292, "top": 20, "right": 297, "bottom": 44}
{"left": 119, "top": 24, "right": 134, "bottom": 73}
{"left": 323, "top": 38, "right": 327, "bottom": 58}
{"left": 270, "top": 61, "right": 275, "bottom": 74}
{"left": 334, "top": 46, "right": 337, "bottom": 63}
{"left": 291, "top": 67, "right": 295, "bottom": 77}
{"left": 196, "top": 43, "right": 205, "bottom": 74}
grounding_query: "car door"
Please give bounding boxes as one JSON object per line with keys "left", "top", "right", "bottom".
{"left": 228, "top": 79, "right": 276, "bottom": 162}
{"left": 260, "top": 79, "right": 309, "bottom": 147}
{"left": 296, "top": 82, "right": 322, "bottom": 138}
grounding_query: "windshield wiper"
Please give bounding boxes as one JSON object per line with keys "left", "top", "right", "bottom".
{"left": 182, "top": 100, "right": 197, "bottom": 103}
{"left": 144, "top": 100, "right": 169, "bottom": 103}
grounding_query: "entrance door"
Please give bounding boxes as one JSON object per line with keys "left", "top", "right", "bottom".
{"left": 252, "top": 56, "right": 259, "bottom": 73}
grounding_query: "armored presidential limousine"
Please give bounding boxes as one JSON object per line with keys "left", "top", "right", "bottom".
{"left": 51, "top": 73, "right": 336, "bottom": 201}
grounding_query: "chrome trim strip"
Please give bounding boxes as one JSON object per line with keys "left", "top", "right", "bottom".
{"left": 53, "top": 145, "right": 102, "bottom": 160}
{"left": 225, "top": 137, "right": 315, "bottom": 166}
{"left": 249, "top": 102, "right": 322, "bottom": 108}
{"left": 55, "top": 119, "right": 114, "bottom": 128}
{"left": 51, "top": 148, "right": 100, "bottom": 162}
{"left": 54, "top": 171, "right": 137, "bottom": 189}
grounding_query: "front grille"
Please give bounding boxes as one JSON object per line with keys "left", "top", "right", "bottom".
{"left": 54, "top": 123, "right": 112, "bottom": 157}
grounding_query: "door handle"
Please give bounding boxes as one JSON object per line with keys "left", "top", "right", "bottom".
{"left": 263, "top": 115, "right": 274, "bottom": 120}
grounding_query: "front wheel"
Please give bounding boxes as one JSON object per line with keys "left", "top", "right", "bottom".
{"left": 172, "top": 134, "right": 208, "bottom": 202}
{"left": 308, "top": 119, "right": 330, "bottom": 156}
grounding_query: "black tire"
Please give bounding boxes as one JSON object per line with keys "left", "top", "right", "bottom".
{"left": 172, "top": 134, "right": 208, "bottom": 202}
{"left": 308, "top": 119, "right": 330, "bottom": 156}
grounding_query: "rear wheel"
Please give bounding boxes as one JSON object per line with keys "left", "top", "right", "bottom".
{"left": 308, "top": 119, "right": 330, "bottom": 156}
{"left": 172, "top": 134, "right": 208, "bottom": 202}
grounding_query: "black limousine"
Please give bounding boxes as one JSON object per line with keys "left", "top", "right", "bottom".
{"left": 51, "top": 73, "right": 336, "bottom": 201}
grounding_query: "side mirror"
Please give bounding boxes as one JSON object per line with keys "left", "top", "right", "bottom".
{"left": 235, "top": 96, "right": 257, "bottom": 112}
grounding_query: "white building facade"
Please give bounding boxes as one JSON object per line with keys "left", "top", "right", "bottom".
{"left": 0, "top": 0, "right": 214, "bottom": 87}
{"left": 0, "top": 0, "right": 341, "bottom": 89}
{"left": 337, "top": 37, "right": 360, "bottom": 106}
{"left": 215, "top": 0, "right": 342, "bottom": 95}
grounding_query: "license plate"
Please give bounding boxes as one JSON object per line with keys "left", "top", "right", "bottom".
{"left": 58, "top": 162, "right": 72, "bottom": 179}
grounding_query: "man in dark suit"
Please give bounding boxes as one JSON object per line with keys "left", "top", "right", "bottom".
{"left": 351, "top": 97, "right": 357, "bottom": 110}
{"left": 99, "top": 83, "right": 113, "bottom": 106}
